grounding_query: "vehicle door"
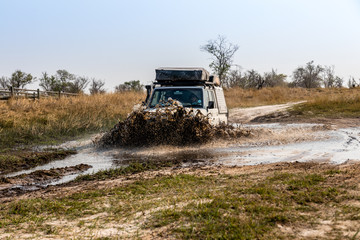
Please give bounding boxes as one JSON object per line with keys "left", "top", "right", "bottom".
{"left": 206, "top": 89, "right": 220, "bottom": 125}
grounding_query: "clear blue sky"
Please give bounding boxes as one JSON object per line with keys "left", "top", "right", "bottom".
{"left": 1, "top": 0, "right": 359, "bottom": 91}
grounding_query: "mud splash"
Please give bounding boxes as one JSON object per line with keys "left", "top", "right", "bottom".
{"left": 98, "top": 104, "right": 251, "bottom": 147}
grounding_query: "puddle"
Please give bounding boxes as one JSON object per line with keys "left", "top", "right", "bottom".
{"left": 238, "top": 122, "right": 324, "bottom": 129}
{"left": 213, "top": 127, "right": 360, "bottom": 166}
{"left": 6, "top": 147, "right": 115, "bottom": 182}
{"left": 1, "top": 123, "right": 360, "bottom": 196}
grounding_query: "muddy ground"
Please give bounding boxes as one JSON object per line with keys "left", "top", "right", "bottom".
{"left": 2, "top": 102, "right": 360, "bottom": 199}
{"left": 1, "top": 161, "right": 360, "bottom": 239}
{"left": 1, "top": 103, "right": 360, "bottom": 239}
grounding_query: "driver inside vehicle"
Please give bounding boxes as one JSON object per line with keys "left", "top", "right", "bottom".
{"left": 164, "top": 92, "right": 173, "bottom": 101}
{"left": 190, "top": 94, "right": 202, "bottom": 106}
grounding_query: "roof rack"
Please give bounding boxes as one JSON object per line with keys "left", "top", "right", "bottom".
{"left": 154, "top": 68, "right": 220, "bottom": 86}
{"left": 154, "top": 80, "right": 215, "bottom": 87}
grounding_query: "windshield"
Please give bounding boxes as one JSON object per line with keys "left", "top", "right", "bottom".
{"left": 149, "top": 88, "right": 203, "bottom": 108}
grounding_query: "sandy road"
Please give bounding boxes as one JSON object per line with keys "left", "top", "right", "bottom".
{"left": 229, "top": 101, "right": 306, "bottom": 123}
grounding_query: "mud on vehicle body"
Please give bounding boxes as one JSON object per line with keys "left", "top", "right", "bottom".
{"left": 145, "top": 67, "right": 228, "bottom": 125}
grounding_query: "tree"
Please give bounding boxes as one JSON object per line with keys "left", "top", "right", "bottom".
{"left": 0, "top": 76, "right": 9, "bottom": 89}
{"left": 54, "top": 69, "right": 78, "bottom": 92}
{"left": 39, "top": 70, "right": 72, "bottom": 92}
{"left": 245, "top": 69, "right": 263, "bottom": 89}
{"left": 334, "top": 76, "right": 343, "bottom": 88}
{"left": 322, "top": 66, "right": 336, "bottom": 88}
{"left": 291, "top": 61, "right": 323, "bottom": 88}
{"left": 67, "top": 76, "right": 89, "bottom": 93}
{"left": 263, "top": 69, "right": 287, "bottom": 88}
{"left": 348, "top": 76, "right": 358, "bottom": 88}
{"left": 115, "top": 80, "right": 143, "bottom": 92}
{"left": 224, "top": 66, "right": 245, "bottom": 88}
{"left": 322, "top": 66, "right": 343, "bottom": 88}
{"left": 39, "top": 72, "right": 59, "bottom": 91}
{"left": 225, "top": 68, "right": 287, "bottom": 89}
{"left": 7, "top": 70, "right": 33, "bottom": 88}
{"left": 39, "top": 70, "right": 89, "bottom": 93}
{"left": 201, "top": 35, "right": 239, "bottom": 81}
{"left": 89, "top": 79, "right": 106, "bottom": 94}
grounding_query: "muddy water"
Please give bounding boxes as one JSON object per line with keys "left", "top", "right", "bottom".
{"left": 2, "top": 123, "right": 360, "bottom": 194}
{"left": 6, "top": 137, "right": 116, "bottom": 183}
{"left": 215, "top": 127, "right": 360, "bottom": 166}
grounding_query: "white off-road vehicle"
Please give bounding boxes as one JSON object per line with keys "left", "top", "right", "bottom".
{"left": 145, "top": 67, "right": 228, "bottom": 125}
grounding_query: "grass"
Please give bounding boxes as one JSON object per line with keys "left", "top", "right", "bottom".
{"left": 2, "top": 87, "right": 360, "bottom": 239}
{"left": 0, "top": 92, "right": 144, "bottom": 149}
{"left": 145, "top": 172, "right": 340, "bottom": 239}
{"left": 1, "top": 162, "right": 359, "bottom": 239}
{"left": 225, "top": 87, "right": 360, "bottom": 118}
{"left": 75, "top": 159, "right": 180, "bottom": 181}
{"left": 2, "top": 87, "right": 360, "bottom": 150}
{"left": 224, "top": 86, "right": 311, "bottom": 108}
{"left": 2, "top": 87, "right": 359, "bottom": 174}
{"left": 290, "top": 88, "right": 360, "bottom": 117}
{"left": 0, "top": 148, "right": 76, "bottom": 174}
{"left": 225, "top": 86, "right": 360, "bottom": 119}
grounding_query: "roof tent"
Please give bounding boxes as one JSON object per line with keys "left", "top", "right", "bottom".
{"left": 155, "top": 68, "right": 210, "bottom": 82}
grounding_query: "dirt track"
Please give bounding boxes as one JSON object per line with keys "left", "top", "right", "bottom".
{"left": 229, "top": 101, "right": 306, "bottom": 123}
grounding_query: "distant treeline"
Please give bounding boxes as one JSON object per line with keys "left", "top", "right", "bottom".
{"left": 1, "top": 62, "right": 359, "bottom": 95}
{"left": 223, "top": 61, "right": 359, "bottom": 90}
{"left": 0, "top": 70, "right": 143, "bottom": 94}
{"left": 201, "top": 36, "right": 359, "bottom": 90}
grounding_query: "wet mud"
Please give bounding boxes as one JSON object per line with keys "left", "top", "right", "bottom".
{"left": 0, "top": 164, "right": 91, "bottom": 198}
{"left": 98, "top": 104, "right": 251, "bottom": 147}
{"left": 112, "top": 149, "right": 217, "bottom": 168}
{"left": 2, "top": 102, "right": 360, "bottom": 199}
{"left": 0, "top": 148, "right": 77, "bottom": 175}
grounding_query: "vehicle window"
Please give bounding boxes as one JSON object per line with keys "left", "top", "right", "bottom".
{"left": 150, "top": 90, "right": 161, "bottom": 107}
{"left": 149, "top": 88, "right": 203, "bottom": 108}
{"left": 204, "top": 90, "right": 209, "bottom": 108}
{"left": 209, "top": 90, "right": 215, "bottom": 103}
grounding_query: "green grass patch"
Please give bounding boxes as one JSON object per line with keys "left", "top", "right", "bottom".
{"left": 144, "top": 172, "right": 347, "bottom": 239}
{"left": 75, "top": 159, "right": 181, "bottom": 182}
{"left": 1, "top": 165, "right": 358, "bottom": 239}
{"left": 290, "top": 95, "right": 360, "bottom": 118}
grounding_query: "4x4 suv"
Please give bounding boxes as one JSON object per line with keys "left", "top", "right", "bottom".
{"left": 145, "top": 68, "right": 228, "bottom": 125}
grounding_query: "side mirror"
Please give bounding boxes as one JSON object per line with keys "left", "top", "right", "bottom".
{"left": 208, "top": 101, "right": 215, "bottom": 109}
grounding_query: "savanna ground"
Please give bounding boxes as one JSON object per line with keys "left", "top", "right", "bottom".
{"left": 1, "top": 87, "right": 360, "bottom": 239}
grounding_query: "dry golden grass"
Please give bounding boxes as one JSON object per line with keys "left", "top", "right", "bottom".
{"left": 224, "top": 87, "right": 310, "bottom": 108}
{"left": 291, "top": 87, "right": 360, "bottom": 117}
{"left": 225, "top": 86, "right": 360, "bottom": 118}
{"left": 224, "top": 86, "right": 360, "bottom": 109}
{"left": 0, "top": 92, "right": 145, "bottom": 148}
{"left": 2, "top": 86, "right": 360, "bottom": 148}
